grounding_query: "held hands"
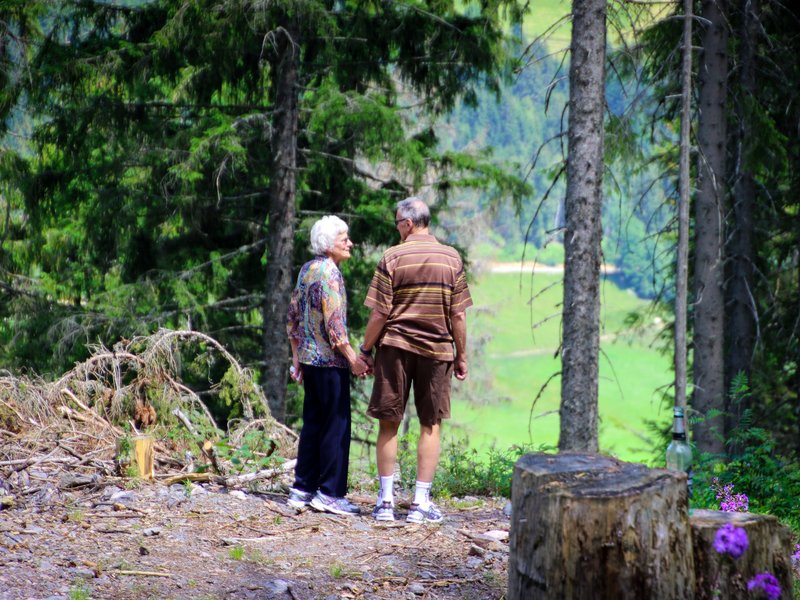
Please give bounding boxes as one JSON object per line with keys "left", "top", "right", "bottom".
{"left": 351, "top": 354, "right": 372, "bottom": 378}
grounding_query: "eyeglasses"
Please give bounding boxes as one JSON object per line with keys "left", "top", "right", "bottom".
{"left": 395, "top": 218, "right": 408, "bottom": 225}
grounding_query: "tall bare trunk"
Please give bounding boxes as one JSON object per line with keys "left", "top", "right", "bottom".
{"left": 558, "top": 0, "right": 606, "bottom": 453}
{"left": 693, "top": 0, "right": 729, "bottom": 457}
{"left": 675, "top": 0, "right": 694, "bottom": 424}
{"left": 725, "top": 0, "right": 759, "bottom": 445}
{"left": 262, "top": 21, "right": 301, "bottom": 423}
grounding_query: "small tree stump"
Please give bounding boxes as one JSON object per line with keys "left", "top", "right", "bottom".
{"left": 508, "top": 452, "right": 695, "bottom": 599}
{"left": 132, "top": 434, "right": 154, "bottom": 480}
{"left": 691, "top": 509, "right": 793, "bottom": 599}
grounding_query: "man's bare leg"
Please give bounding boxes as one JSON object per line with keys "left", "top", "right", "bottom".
{"left": 409, "top": 423, "right": 442, "bottom": 518}
{"left": 377, "top": 419, "right": 401, "bottom": 477}
{"left": 416, "top": 423, "right": 440, "bottom": 482}
{"left": 374, "top": 419, "right": 401, "bottom": 514}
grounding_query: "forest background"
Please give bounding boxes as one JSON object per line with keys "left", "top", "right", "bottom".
{"left": 0, "top": 0, "right": 798, "bottom": 534}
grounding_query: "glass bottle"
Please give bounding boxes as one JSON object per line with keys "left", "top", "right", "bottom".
{"left": 666, "top": 406, "right": 693, "bottom": 495}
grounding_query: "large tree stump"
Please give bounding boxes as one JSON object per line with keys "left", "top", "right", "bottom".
{"left": 691, "top": 509, "right": 793, "bottom": 599}
{"left": 508, "top": 453, "right": 695, "bottom": 599}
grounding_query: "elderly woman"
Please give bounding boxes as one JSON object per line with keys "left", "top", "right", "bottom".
{"left": 285, "top": 215, "right": 369, "bottom": 516}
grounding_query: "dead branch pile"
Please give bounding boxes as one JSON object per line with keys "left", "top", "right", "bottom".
{"left": 0, "top": 329, "right": 298, "bottom": 507}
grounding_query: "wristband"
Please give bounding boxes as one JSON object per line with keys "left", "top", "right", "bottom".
{"left": 359, "top": 343, "right": 373, "bottom": 356}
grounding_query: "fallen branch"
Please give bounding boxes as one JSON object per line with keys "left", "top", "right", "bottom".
{"left": 172, "top": 408, "right": 199, "bottom": 437}
{"left": 0, "top": 456, "right": 75, "bottom": 468}
{"left": 222, "top": 459, "right": 296, "bottom": 487}
{"left": 111, "top": 570, "right": 171, "bottom": 577}
{"left": 160, "top": 472, "right": 211, "bottom": 486}
{"left": 159, "top": 459, "right": 297, "bottom": 487}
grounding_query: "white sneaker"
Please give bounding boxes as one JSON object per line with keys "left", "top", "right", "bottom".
{"left": 406, "top": 503, "right": 443, "bottom": 524}
{"left": 372, "top": 501, "right": 395, "bottom": 522}
{"left": 309, "top": 492, "right": 361, "bottom": 516}
{"left": 287, "top": 488, "right": 313, "bottom": 510}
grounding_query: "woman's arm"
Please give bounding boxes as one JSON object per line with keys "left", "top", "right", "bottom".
{"left": 322, "top": 269, "right": 369, "bottom": 376}
{"left": 289, "top": 337, "right": 303, "bottom": 383}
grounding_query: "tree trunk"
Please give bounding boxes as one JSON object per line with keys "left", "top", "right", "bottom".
{"left": 559, "top": 0, "right": 606, "bottom": 452}
{"left": 508, "top": 453, "right": 695, "bottom": 599}
{"left": 262, "top": 20, "right": 301, "bottom": 423}
{"left": 692, "top": 0, "right": 729, "bottom": 457}
{"left": 691, "top": 509, "right": 794, "bottom": 599}
{"left": 674, "top": 0, "right": 694, "bottom": 421}
{"left": 724, "top": 0, "right": 759, "bottom": 446}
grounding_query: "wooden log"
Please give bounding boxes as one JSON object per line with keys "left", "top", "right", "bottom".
{"left": 691, "top": 509, "right": 793, "bottom": 599}
{"left": 201, "top": 439, "right": 226, "bottom": 475}
{"left": 132, "top": 435, "right": 154, "bottom": 480}
{"left": 508, "top": 452, "right": 695, "bottom": 599}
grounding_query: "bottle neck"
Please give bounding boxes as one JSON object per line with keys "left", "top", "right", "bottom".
{"left": 672, "top": 411, "right": 686, "bottom": 440}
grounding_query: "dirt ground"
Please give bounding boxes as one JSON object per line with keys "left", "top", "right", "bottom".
{"left": 0, "top": 480, "right": 511, "bottom": 600}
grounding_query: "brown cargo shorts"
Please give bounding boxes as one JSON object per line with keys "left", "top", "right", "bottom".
{"left": 367, "top": 344, "right": 453, "bottom": 426}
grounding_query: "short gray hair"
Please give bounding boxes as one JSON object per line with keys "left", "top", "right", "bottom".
{"left": 310, "top": 215, "right": 348, "bottom": 255}
{"left": 396, "top": 197, "right": 430, "bottom": 228}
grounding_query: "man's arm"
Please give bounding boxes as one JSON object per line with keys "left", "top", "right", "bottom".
{"left": 451, "top": 311, "right": 468, "bottom": 380}
{"left": 358, "top": 309, "right": 389, "bottom": 368}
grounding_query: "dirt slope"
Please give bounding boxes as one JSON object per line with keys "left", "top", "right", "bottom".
{"left": 0, "top": 482, "right": 511, "bottom": 600}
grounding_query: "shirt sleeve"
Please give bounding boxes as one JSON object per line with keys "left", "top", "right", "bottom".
{"left": 450, "top": 262, "right": 473, "bottom": 316}
{"left": 286, "top": 285, "right": 303, "bottom": 340}
{"left": 322, "top": 269, "right": 348, "bottom": 347}
{"left": 364, "top": 254, "right": 393, "bottom": 315}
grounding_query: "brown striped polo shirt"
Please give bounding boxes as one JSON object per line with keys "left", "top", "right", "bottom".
{"left": 364, "top": 233, "right": 472, "bottom": 361}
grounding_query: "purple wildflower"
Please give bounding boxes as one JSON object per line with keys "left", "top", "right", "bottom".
{"left": 719, "top": 493, "right": 749, "bottom": 512}
{"left": 712, "top": 523, "right": 749, "bottom": 559}
{"left": 747, "top": 572, "right": 781, "bottom": 600}
{"left": 792, "top": 543, "right": 800, "bottom": 565}
{"left": 711, "top": 477, "right": 749, "bottom": 512}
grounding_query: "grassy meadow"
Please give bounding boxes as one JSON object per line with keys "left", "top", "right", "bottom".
{"left": 447, "top": 268, "right": 673, "bottom": 465}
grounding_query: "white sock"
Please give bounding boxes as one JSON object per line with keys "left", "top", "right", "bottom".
{"left": 414, "top": 480, "right": 432, "bottom": 509}
{"left": 378, "top": 475, "right": 394, "bottom": 506}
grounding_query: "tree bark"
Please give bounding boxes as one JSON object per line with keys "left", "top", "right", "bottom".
{"left": 693, "top": 0, "right": 729, "bottom": 457}
{"left": 559, "top": 0, "right": 606, "bottom": 453}
{"left": 724, "top": 0, "right": 759, "bottom": 445}
{"left": 691, "top": 509, "right": 794, "bottom": 599}
{"left": 261, "top": 19, "right": 301, "bottom": 423}
{"left": 675, "top": 0, "right": 694, "bottom": 423}
{"left": 508, "top": 453, "right": 695, "bottom": 599}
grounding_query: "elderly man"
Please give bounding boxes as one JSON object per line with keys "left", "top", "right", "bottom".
{"left": 359, "top": 197, "right": 471, "bottom": 523}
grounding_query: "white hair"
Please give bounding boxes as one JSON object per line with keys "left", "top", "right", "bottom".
{"left": 396, "top": 197, "right": 430, "bottom": 228}
{"left": 310, "top": 215, "right": 348, "bottom": 255}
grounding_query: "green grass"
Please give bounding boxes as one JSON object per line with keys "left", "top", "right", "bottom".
{"left": 520, "top": 0, "right": 572, "bottom": 50}
{"left": 449, "top": 271, "right": 672, "bottom": 464}
{"left": 513, "top": 0, "right": 668, "bottom": 53}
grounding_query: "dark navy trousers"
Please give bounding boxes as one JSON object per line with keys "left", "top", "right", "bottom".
{"left": 293, "top": 365, "right": 351, "bottom": 498}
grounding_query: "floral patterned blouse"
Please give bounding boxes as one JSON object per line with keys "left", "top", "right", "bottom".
{"left": 286, "top": 256, "right": 350, "bottom": 368}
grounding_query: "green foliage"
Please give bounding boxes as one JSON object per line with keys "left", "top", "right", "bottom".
{"left": 68, "top": 581, "right": 91, "bottom": 600}
{"left": 222, "top": 430, "right": 279, "bottom": 474}
{"left": 218, "top": 367, "right": 259, "bottom": 421}
{"left": 692, "top": 430, "right": 800, "bottom": 534}
{"left": 395, "top": 434, "right": 540, "bottom": 498}
{"left": 329, "top": 563, "right": 345, "bottom": 578}
{"left": 0, "top": 0, "right": 532, "bottom": 387}
{"left": 227, "top": 545, "right": 244, "bottom": 561}
{"left": 691, "top": 375, "right": 800, "bottom": 534}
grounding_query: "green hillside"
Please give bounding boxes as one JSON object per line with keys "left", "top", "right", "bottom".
{"left": 449, "top": 270, "right": 672, "bottom": 464}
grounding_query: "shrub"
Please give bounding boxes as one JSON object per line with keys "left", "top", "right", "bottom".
{"left": 395, "top": 434, "right": 546, "bottom": 499}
